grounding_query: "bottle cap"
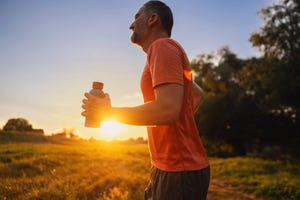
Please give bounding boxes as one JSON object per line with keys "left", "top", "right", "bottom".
{"left": 92, "top": 82, "right": 104, "bottom": 89}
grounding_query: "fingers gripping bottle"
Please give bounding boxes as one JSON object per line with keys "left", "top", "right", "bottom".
{"left": 85, "top": 81, "right": 105, "bottom": 128}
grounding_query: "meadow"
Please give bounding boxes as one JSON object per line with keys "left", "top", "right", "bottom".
{"left": 0, "top": 141, "right": 300, "bottom": 200}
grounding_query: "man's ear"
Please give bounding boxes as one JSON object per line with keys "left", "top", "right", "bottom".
{"left": 148, "top": 13, "right": 159, "bottom": 27}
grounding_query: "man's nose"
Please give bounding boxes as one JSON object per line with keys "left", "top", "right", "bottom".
{"left": 129, "top": 22, "right": 134, "bottom": 31}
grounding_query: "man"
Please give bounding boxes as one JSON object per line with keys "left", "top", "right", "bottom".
{"left": 82, "top": 1, "right": 210, "bottom": 199}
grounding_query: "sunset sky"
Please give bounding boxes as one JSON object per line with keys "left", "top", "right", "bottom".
{"left": 0, "top": 0, "right": 276, "bottom": 140}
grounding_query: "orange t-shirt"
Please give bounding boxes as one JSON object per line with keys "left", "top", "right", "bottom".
{"left": 141, "top": 38, "right": 209, "bottom": 172}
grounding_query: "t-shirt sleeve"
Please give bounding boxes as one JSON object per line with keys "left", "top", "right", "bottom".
{"left": 148, "top": 40, "right": 184, "bottom": 88}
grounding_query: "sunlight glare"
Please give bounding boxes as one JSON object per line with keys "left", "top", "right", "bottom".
{"left": 98, "top": 121, "right": 124, "bottom": 140}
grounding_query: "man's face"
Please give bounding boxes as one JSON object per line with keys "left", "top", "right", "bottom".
{"left": 129, "top": 6, "right": 150, "bottom": 46}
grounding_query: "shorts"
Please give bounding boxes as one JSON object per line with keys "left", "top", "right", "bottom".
{"left": 144, "top": 166, "right": 210, "bottom": 200}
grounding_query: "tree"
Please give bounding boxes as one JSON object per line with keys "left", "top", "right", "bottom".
{"left": 192, "top": 0, "right": 300, "bottom": 157}
{"left": 3, "top": 118, "right": 33, "bottom": 132}
{"left": 249, "top": 0, "right": 300, "bottom": 129}
{"left": 192, "top": 47, "right": 263, "bottom": 155}
{"left": 249, "top": 0, "right": 300, "bottom": 110}
{"left": 250, "top": 0, "right": 300, "bottom": 62}
{"left": 247, "top": 0, "right": 300, "bottom": 157}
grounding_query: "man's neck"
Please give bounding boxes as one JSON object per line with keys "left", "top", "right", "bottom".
{"left": 142, "top": 32, "right": 170, "bottom": 53}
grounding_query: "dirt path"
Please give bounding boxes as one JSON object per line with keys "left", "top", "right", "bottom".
{"left": 207, "top": 178, "right": 264, "bottom": 200}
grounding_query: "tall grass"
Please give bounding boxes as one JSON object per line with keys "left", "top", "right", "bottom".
{"left": 1, "top": 141, "right": 300, "bottom": 199}
{"left": 0, "top": 142, "right": 150, "bottom": 200}
{"left": 0, "top": 131, "right": 48, "bottom": 143}
{"left": 210, "top": 157, "right": 300, "bottom": 200}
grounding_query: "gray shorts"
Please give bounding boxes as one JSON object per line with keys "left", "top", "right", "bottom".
{"left": 144, "top": 166, "right": 210, "bottom": 200}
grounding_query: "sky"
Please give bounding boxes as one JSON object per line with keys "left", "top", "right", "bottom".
{"left": 0, "top": 0, "right": 276, "bottom": 140}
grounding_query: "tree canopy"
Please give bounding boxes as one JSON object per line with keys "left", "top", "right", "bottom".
{"left": 3, "top": 118, "right": 33, "bottom": 132}
{"left": 250, "top": 0, "right": 300, "bottom": 62}
{"left": 193, "top": 0, "right": 300, "bottom": 157}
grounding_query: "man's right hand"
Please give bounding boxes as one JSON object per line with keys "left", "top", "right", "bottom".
{"left": 81, "top": 93, "right": 111, "bottom": 121}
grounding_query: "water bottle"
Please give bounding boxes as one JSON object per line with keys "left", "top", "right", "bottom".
{"left": 84, "top": 81, "right": 105, "bottom": 128}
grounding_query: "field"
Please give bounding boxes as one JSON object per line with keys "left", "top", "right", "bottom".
{"left": 0, "top": 141, "right": 300, "bottom": 200}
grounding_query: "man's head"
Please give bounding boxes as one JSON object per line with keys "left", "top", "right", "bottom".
{"left": 129, "top": 1, "right": 173, "bottom": 48}
{"left": 143, "top": 1, "right": 173, "bottom": 37}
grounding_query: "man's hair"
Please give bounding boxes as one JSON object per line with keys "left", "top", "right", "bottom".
{"left": 143, "top": 1, "right": 173, "bottom": 37}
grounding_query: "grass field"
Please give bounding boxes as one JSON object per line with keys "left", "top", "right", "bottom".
{"left": 0, "top": 141, "right": 300, "bottom": 200}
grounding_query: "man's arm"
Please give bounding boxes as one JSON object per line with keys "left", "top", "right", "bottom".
{"left": 82, "top": 83, "right": 184, "bottom": 126}
{"left": 191, "top": 82, "right": 204, "bottom": 111}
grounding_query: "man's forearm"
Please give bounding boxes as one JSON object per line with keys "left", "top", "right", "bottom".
{"left": 108, "top": 100, "right": 179, "bottom": 126}
{"left": 82, "top": 83, "right": 184, "bottom": 126}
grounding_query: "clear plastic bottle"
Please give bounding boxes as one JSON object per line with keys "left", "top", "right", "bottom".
{"left": 84, "top": 82, "right": 105, "bottom": 128}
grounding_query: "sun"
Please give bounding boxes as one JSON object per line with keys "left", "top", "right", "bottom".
{"left": 98, "top": 121, "right": 124, "bottom": 140}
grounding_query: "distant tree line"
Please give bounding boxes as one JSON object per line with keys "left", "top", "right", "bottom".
{"left": 0, "top": 118, "right": 80, "bottom": 143}
{"left": 193, "top": 0, "right": 300, "bottom": 158}
{"left": 2, "top": 118, "right": 44, "bottom": 134}
{"left": 0, "top": 118, "right": 147, "bottom": 144}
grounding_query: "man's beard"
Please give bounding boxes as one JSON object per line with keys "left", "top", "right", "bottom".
{"left": 130, "top": 31, "right": 140, "bottom": 45}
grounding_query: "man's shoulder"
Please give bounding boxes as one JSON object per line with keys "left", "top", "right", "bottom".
{"left": 148, "top": 38, "right": 184, "bottom": 55}
{"left": 152, "top": 37, "right": 181, "bottom": 47}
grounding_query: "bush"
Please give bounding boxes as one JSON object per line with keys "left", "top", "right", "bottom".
{"left": 260, "top": 145, "right": 282, "bottom": 160}
{"left": 258, "top": 180, "right": 300, "bottom": 200}
{"left": 203, "top": 139, "right": 236, "bottom": 158}
{"left": 3, "top": 118, "right": 33, "bottom": 132}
